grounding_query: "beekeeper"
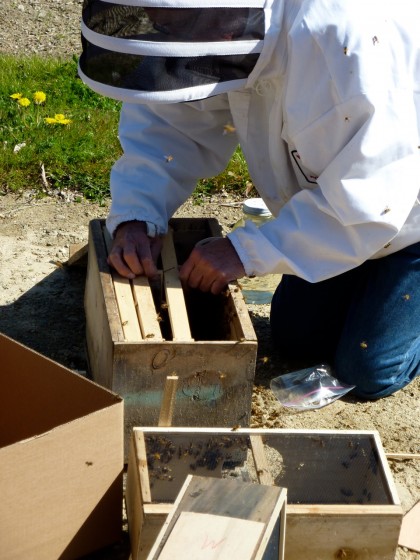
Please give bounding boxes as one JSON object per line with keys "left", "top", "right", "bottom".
{"left": 79, "top": 0, "right": 420, "bottom": 399}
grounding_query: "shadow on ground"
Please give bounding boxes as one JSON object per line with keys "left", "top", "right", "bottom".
{"left": 0, "top": 264, "right": 88, "bottom": 372}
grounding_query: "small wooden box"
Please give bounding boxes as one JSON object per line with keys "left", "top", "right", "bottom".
{"left": 147, "top": 475, "right": 287, "bottom": 560}
{"left": 126, "top": 428, "right": 403, "bottom": 560}
{"left": 84, "top": 219, "right": 257, "bottom": 455}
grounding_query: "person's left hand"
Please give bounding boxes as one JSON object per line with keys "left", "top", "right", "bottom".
{"left": 179, "top": 237, "right": 246, "bottom": 294}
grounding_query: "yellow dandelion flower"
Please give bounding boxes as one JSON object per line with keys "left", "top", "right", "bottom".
{"left": 44, "top": 114, "right": 72, "bottom": 125}
{"left": 33, "top": 91, "right": 46, "bottom": 104}
{"left": 17, "top": 97, "right": 31, "bottom": 107}
{"left": 10, "top": 92, "right": 23, "bottom": 99}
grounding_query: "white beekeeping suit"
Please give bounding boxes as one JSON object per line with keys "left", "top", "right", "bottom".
{"left": 79, "top": 0, "right": 420, "bottom": 282}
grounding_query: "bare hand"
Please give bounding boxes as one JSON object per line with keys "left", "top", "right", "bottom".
{"left": 107, "top": 220, "right": 162, "bottom": 279}
{"left": 179, "top": 237, "right": 245, "bottom": 294}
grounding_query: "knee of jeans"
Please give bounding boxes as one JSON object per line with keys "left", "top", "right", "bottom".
{"left": 335, "top": 344, "right": 420, "bottom": 399}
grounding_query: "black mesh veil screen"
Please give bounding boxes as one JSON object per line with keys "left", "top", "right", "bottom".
{"left": 79, "top": 1, "right": 265, "bottom": 101}
{"left": 82, "top": 2, "right": 265, "bottom": 42}
{"left": 80, "top": 42, "right": 260, "bottom": 91}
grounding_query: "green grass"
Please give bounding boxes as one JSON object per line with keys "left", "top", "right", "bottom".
{"left": 0, "top": 55, "right": 253, "bottom": 204}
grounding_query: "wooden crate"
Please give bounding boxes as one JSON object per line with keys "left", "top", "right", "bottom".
{"left": 126, "top": 428, "right": 403, "bottom": 560}
{"left": 84, "top": 219, "right": 257, "bottom": 456}
{"left": 147, "top": 475, "right": 287, "bottom": 560}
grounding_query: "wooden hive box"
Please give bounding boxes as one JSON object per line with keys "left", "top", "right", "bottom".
{"left": 126, "top": 427, "right": 403, "bottom": 560}
{"left": 147, "top": 475, "right": 287, "bottom": 560}
{"left": 84, "top": 219, "right": 258, "bottom": 456}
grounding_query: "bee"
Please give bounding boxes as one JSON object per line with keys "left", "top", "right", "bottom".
{"left": 343, "top": 46, "right": 348, "bottom": 56}
{"left": 164, "top": 155, "right": 174, "bottom": 163}
{"left": 360, "top": 341, "right": 368, "bottom": 349}
{"left": 382, "top": 206, "right": 391, "bottom": 215}
{"left": 384, "top": 242, "right": 391, "bottom": 248}
{"left": 52, "top": 260, "right": 65, "bottom": 269}
{"left": 223, "top": 123, "right": 236, "bottom": 135}
{"left": 245, "top": 181, "right": 254, "bottom": 196}
{"left": 344, "top": 116, "right": 350, "bottom": 122}
{"left": 231, "top": 424, "right": 241, "bottom": 431}
{"left": 403, "top": 294, "right": 410, "bottom": 301}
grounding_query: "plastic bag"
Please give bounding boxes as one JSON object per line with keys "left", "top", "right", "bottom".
{"left": 270, "top": 364, "right": 355, "bottom": 410}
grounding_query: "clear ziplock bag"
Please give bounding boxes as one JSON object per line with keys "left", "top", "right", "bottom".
{"left": 270, "top": 364, "right": 355, "bottom": 411}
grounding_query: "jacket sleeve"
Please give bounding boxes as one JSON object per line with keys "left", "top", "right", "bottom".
{"left": 229, "top": 8, "right": 420, "bottom": 282}
{"left": 229, "top": 89, "right": 420, "bottom": 281}
{"left": 107, "top": 95, "right": 238, "bottom": 236}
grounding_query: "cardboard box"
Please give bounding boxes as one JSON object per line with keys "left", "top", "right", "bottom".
{"left": 146, "top": 475, "right": 287, "bottom": 560}
{"left": 126, "top": 427, "right": 403, "bottom": 560}
{"left": 0, "top": 333, "right": 124, "bottom": 559}
{"left": 84, "top": 218, "right": 258, "bottom": 457}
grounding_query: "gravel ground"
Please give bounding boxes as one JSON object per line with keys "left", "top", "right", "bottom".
{"left": 1, "top": 0, "right": 83, "bottom": 58}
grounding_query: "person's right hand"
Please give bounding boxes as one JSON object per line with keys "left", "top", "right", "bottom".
{"left": 107, "top": 220, "right": 162, "bottom": 279}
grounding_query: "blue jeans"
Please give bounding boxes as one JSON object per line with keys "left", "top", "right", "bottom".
{"left": 270, "top": 242, "right": 420, "bottom": 399}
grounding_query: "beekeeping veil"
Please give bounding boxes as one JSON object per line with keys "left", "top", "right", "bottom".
{"left": 79, "top": 0, "right": 266, "bottom": 103}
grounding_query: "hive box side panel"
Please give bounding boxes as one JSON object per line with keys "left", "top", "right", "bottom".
{"left": 113, "top": 341, "right": 256, "bottom": 452}
{"left": 126, "top": 431, "right": 145, "bottom": 560}
{"left": 85, "top": 219, "right": 124, "bottom": 388}
{"left": 285, "top": 507, "right": 402, "bottom": 560}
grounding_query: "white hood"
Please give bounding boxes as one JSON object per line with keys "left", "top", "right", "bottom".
{"left": 79, "top": 0, "right": 268, "bottom": 103}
